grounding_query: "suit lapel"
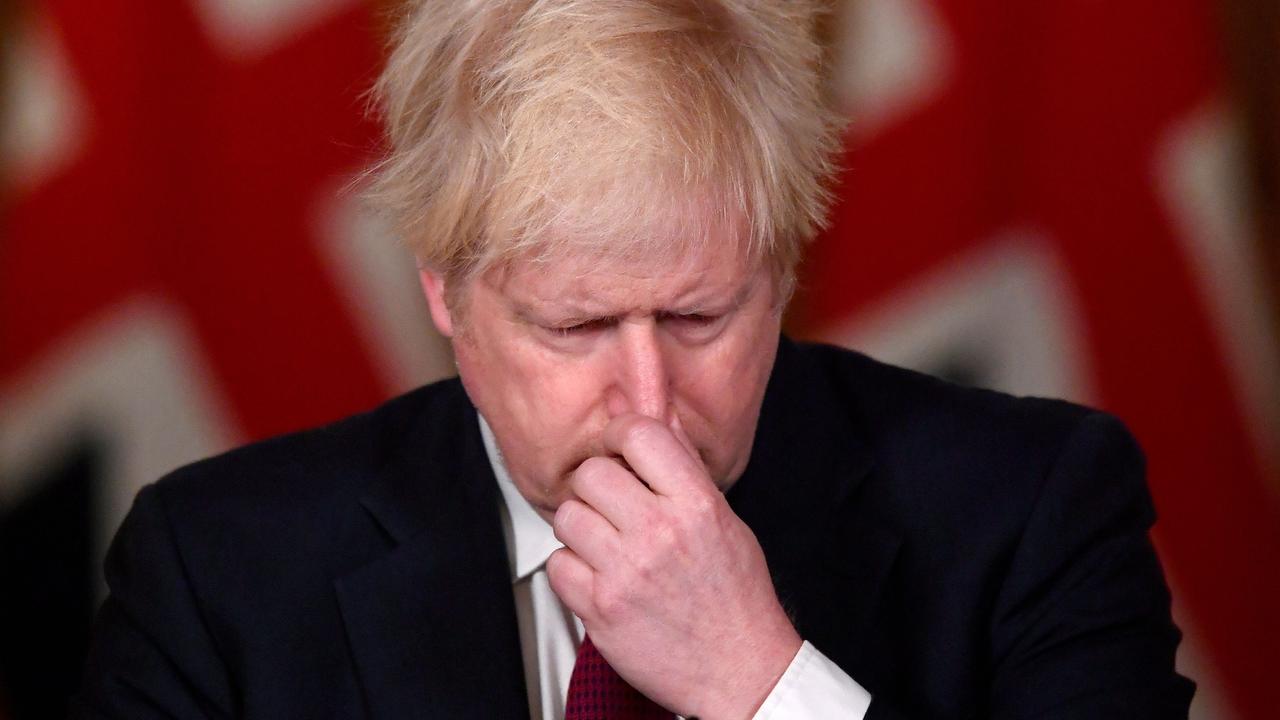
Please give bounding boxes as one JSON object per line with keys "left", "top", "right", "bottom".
{"left": 727, "top": 338, "right": 903, "bottom": 685}
{"left": 331, "top": 339, "right": 903, "bottom": 717}
{"left": 335, "top": 387, "right": 528, "bottom": 720}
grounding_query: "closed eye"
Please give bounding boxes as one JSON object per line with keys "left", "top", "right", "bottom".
{"left": 547, "top": 317, "right": 615, "bottom": 337}
{"left": 671, "top": 313, "right": 716, "bottom": 325}
{"left": 660, "top": 311, "right": 720, "bottom": 326}
{"left": 659, "top": 311, "right": 728, "bottom": 342}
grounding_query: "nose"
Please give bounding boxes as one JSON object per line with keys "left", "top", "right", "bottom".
{"left": 604, "top": 319, "right": 673, "bottom": 423}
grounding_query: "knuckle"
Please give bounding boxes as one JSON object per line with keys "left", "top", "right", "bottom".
{"left": 631, "top": 547, "right": 663, "bottom": 582}
{"left": 634, "top": 505, "right": 663, "bottom": 534}
{"left": 648, "top": 517, "right": 679, "bottom": 553}
{"left": 685, "top": 492, "right": 719, "bottom": 523}
{"left": 594, "top": 583, "right": 628, "bottom": 620}
{"left": 629, "top": 522, "right": 677, "bottom": 577}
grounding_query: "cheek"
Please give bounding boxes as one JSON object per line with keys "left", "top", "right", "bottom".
{"left": 459, "top": 337, "right": 605, "bottom": 448}
{"left": 674, "top": 331, "right": 777, "bottom": 470}
{"left": 683, "top": 312, "right": 777, "bottom": 407}
{"left": 524, "top": 367, "right": 606, "bottom": 440}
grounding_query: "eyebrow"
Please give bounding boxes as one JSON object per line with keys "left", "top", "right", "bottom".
{"left": 508, "top": 268, "right": 763, "bottom": 324}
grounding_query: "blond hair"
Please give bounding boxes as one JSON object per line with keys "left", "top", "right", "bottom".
{"left": 369, "top": 0, "right": 843, "bottom": 295}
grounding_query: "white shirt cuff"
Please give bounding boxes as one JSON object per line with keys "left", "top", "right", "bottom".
{"left": 750, "top": 641, "right": 872, "bottom": 720}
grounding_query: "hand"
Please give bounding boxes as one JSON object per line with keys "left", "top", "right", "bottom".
{"left": 546, "top": 413, "right": 803, "bottom": 720}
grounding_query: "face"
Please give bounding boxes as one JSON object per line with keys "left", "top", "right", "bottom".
{"left": 419, "top": 238, "right": 782, "bottom": 520}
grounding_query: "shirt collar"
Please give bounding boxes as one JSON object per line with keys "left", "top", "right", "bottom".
{"left": 479, "top": 415, "right": 564, "bottom": 583}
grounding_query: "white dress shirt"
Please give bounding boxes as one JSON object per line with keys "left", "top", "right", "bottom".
{"left": 479, "top": 418, "right": 872, "bottom": 720}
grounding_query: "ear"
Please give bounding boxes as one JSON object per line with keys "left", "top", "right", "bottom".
{"left": 417, "top": 267, "right": 455, "bottom": 338}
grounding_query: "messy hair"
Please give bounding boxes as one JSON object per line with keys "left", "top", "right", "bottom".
{"left": 369, "top": 0, "right": 844, "bottom": 298}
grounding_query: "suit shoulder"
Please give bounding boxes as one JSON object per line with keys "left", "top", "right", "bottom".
{"left": 789, "top": 341, "right": 1136, "bottom": 526}
{"left": 146, "top": 376, "right": 469, "bottom": 535}
{"left": 795, "top": 340, "right": 1102, "bottom": 450}
{"left": 104, "top": 376, "right": 475, "bottom": 620}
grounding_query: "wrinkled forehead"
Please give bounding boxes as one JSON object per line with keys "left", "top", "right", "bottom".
{"left": 448, "top": 186, "right": 777, "bottom": 291}
{"left": 486, "top": 173, "right": 758, "bottom": 273}
{"left": 488, "top": 237, "right": 765, "bottom": 306}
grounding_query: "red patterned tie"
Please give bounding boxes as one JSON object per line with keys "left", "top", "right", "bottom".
{"left": 563, "top": 634, "right": 675, "bottom": 720}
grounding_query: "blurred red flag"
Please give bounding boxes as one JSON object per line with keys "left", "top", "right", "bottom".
{"left": 2, "top": 0, "right": 390, "bottom": 438}
{"left": 1, "top": 1, "right": 408, "bottom": 712}
{"left": 797, "top": 2, "right": 1280, "bottom": 719}
{"left": 2, "top": 1, "right": 1276, "bottom": 718}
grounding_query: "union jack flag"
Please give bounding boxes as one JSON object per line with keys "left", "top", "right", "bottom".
{"left": 1, "top": 1, "right": 1275, "bottom": 718}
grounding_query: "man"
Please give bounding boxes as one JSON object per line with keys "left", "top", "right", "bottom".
{"left": 76, "top": 0, "right": 1194, "bottom": 718}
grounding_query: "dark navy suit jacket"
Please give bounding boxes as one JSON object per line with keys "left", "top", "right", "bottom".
{"left": 75, "top": 338, "right": 1194, "bottom": 718}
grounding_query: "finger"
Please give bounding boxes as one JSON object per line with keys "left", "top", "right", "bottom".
{"left": 602, "top": 413, "right": 708, "bottom": 498}
{"left": 667, "top": 413, "right": 702, "bottom": 465}
{"left": 546, "top": 547, "right": 596, "bottom": 622}
{"left": 552, "top": 498, "right": 622, "bottom": 572}
{"left": 571, "top": 456, "right": 658, "bottom": 534}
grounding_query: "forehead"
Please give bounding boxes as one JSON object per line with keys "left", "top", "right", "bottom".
{"left": 491, "top": 239, "right": 763, "bottom": 314}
